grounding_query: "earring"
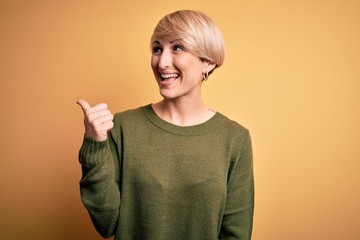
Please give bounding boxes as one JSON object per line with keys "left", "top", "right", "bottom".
{"left": 203, "top": 71, "right": 209, "bottom": 81}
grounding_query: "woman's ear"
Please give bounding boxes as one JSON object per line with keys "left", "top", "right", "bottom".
{"left": 204, "top": 62, "right": 216, "bottom": 74}
{"left": 202, "top": 62, "right": 217, "bottom": 81}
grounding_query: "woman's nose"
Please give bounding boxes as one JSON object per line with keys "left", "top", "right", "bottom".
{"left": 158, "top": 49, "right": 172, "bottom": 68}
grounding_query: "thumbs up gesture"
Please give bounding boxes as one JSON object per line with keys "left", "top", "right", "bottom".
{"left": 77, "top": 99, "right": 114, "bottom": 142}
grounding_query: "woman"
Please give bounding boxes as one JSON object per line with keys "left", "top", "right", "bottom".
{"left": 77, "top": 10, "right": 254, "bottom": 240}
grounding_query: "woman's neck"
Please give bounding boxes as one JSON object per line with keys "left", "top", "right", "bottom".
{"left": 152, "top": 99, "right": 215, "bottom": 126}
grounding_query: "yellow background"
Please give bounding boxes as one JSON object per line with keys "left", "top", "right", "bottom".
{"left": 1, "top": 0, "right": 359, "bottom": 239}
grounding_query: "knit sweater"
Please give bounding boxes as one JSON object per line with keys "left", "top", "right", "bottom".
{"left": 79, "top": 104, "right": 254, "bottom": 240}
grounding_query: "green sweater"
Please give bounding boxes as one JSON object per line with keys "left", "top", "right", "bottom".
{"left": 79, "top": 104, "right": 254, "bottom": 240}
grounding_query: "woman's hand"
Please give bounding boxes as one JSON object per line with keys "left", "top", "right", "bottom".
{"left": 77, "top": 99, "right": 114, "bottom": 142}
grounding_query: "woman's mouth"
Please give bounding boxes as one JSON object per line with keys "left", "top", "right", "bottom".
{"left": 160, "top": 73, "right": 179, "bottom": 81}
{"left": 159, "top": 73, "right": 180, "bottom": 87}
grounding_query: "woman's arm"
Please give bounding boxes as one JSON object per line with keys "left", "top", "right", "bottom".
{"left": 77, "top": 99, "right": 120, "bottom": 238}
{"left": 219, "top": 132, "right": 255, "bottom": 240}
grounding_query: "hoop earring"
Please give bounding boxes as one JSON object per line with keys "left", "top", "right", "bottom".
{"left": 203, "top": 71, "right": 209, "bottom": 81}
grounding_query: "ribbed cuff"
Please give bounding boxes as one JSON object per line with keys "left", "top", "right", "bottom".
{"left": 78, "top": 136, "right": 109, "bottom": 165}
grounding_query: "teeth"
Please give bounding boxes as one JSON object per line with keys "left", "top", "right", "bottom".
{"left": 161, "top": 73, "right": 179, "bottom": 79}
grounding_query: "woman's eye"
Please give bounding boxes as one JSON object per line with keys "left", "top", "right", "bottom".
{"left": 152, "top": 47, "right": 162, "bottom": 54}
{"left": 173, "top": 45, "right": 184, "bottom": 51}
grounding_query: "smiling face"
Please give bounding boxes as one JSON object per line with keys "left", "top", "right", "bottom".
{"left": 151, "top": 38, "right": 214, "bottom": 100}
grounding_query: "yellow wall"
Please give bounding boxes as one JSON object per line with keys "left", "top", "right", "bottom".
{"left": 1, "top": 0, "right": 359, "bottom": 239}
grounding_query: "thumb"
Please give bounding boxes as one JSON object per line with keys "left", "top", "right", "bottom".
{"left": 76, "top": 99, "right": 91, "bottom": 113}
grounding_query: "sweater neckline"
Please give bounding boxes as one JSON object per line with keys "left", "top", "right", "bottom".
{"left": 141, "top": 104, "right": 224, "bottom": 136}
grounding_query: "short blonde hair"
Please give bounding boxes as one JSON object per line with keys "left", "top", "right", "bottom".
{"left": 151, "top": 10, "right": 225, "bottom": 73}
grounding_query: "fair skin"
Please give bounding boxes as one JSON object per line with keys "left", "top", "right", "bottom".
{"left": 77, "top": 100, "right": 113, "bottom": 142}
{"left": 151, "top": 39, "right": 215, "bottom": 126}
{"left": 77, "top": 38, "right": 215, "bottom": 141}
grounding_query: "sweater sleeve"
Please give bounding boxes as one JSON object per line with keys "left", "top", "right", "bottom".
{"left": 219, "top": 132, "right": 254, "bottom": 240}
{"left": 78, "top": 129, "right": 120, "bottom": 239}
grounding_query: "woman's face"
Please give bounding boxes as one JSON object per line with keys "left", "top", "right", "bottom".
{"left": 151, "top": 38, "right": 213, "bottom": 100}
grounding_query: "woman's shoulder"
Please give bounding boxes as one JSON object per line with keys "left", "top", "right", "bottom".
{"left": 216, "top": 112, "right": 250, "bottom": 135}
{"left": 216, "top": 113, "right": 252, "bottom": 155}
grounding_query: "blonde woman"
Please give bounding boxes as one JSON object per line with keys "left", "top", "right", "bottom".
{"left": 77, "top": 10, "right": 254, "bottom": 240}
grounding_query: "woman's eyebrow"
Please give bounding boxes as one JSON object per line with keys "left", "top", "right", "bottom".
{"left": 170, "top": 39, "right": 181, "bottom": 44}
